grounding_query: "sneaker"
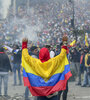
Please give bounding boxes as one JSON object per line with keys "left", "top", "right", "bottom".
{"left": 3, "top": 95, "right": 11, "bottom": 98}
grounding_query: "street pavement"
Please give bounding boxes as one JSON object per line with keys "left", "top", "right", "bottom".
{"left": 0, "top": 73, "right": 90, "bottom": 100}
{"left": 67, "top": 82, "right": 90, "bottom": 100}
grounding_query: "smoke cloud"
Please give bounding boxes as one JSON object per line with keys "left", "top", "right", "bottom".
{"left": 19, "top": 22, "right": 43, "bottom": 42}
{"left": 0, "top": 0, "right": 11, "bottom": 19}
{"left": 11, "top": 7, "right": 43, "bottom": 43}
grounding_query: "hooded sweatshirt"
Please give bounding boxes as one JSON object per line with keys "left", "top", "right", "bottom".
{"left": 39, "top": 47, "right": 50, "bottom": 63}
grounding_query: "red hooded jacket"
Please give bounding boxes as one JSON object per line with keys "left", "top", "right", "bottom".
{"left": 39, "top": 47, "right": 50, "bottom": 63}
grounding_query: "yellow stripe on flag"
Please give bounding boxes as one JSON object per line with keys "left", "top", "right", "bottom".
{"left": 22, "top": 48, "right": 69, "bottom": 80}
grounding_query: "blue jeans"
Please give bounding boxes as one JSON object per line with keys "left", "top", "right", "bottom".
{"left": 87, "top": 68, "right": 90, "bottom": 85}
{"left": 13, "top": 64, "right": 22, "bottom": 85}
{"left": 82, "top": 70, "right": 88, "bottom": 85}
{"left": 0, "top": 73, "right": 8, "bottom": 95}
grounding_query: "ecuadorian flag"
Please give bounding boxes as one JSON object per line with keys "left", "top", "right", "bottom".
{"left": 22, "top": 48, "right": 72, "bottom": 96}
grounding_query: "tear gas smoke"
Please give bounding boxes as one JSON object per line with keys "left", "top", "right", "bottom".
{"left": 0, "top": 0, "right": 11, "bottom": 19}
{"left": 11, "top": 7, "right": 43, "bottom": 43}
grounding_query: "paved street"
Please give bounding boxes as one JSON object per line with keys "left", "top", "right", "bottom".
{"left": 0, "top": 73, "right": 90, "bottom": 100}
{"left": 68, "top": 82, "right": 90, "bottom": 100}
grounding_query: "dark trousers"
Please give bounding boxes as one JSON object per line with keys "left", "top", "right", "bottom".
{"left": 37, "top": 95, "right": 57, "bottom": 100}
{"left": 57, "top": 82, "right": 68, "bottom": 100}
{"left": 13, "top": 64, "right": 22, "bottom": 85}
{"left": 25, "top": 87, "right": 29, "bottom": 98}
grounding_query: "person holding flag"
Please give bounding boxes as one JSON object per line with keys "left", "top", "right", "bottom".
{"left": 22, "top": 36, "right": 72, "bottom": 100}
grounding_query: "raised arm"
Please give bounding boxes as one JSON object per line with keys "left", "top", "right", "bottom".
{"left": 22, "top": 36, "right": 68, "bottom": 65}
{"left": 22, "top": 38, "right": 40, "bottom": 68}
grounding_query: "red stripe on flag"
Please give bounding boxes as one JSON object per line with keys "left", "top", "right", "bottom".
{"left": 23, "top": 71, "right": 72, "bottom": 96}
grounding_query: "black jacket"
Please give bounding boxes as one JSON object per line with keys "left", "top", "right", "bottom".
{"left": 0, "top": 52, "right": 12, "bottom": 72}
{"left": 12, "top": 50, "right": 21, "bottom": 64}
{"left": 70, "top": 50, "right": 80, "bottom": 63}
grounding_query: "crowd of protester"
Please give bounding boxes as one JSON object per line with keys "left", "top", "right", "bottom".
{"left": 0, "top": 39, "right": 90, "bottom": 100}
{"left": 0, "top": 0, "right": 90, "bottom": 100}
{"left": 0, "top": 0, "right": 90, "bottom": 46}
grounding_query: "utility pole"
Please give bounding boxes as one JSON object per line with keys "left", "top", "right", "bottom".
{"left": 27, "top": 0, "right": 30, "bottom": 14}
{"left": 69, "top": 0, "right": 77, "bottom": 41}
{"left": 72, "top": 0, "right": 75, "bottom": 29}
{"left": 72, "top": 0, "right": 77, "bottom": 41}
{"left": 13, "top": 0, "right": 16, "bottom": 16}
{"left": 27, "top": 0, "right": 30, "bottom": 9}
